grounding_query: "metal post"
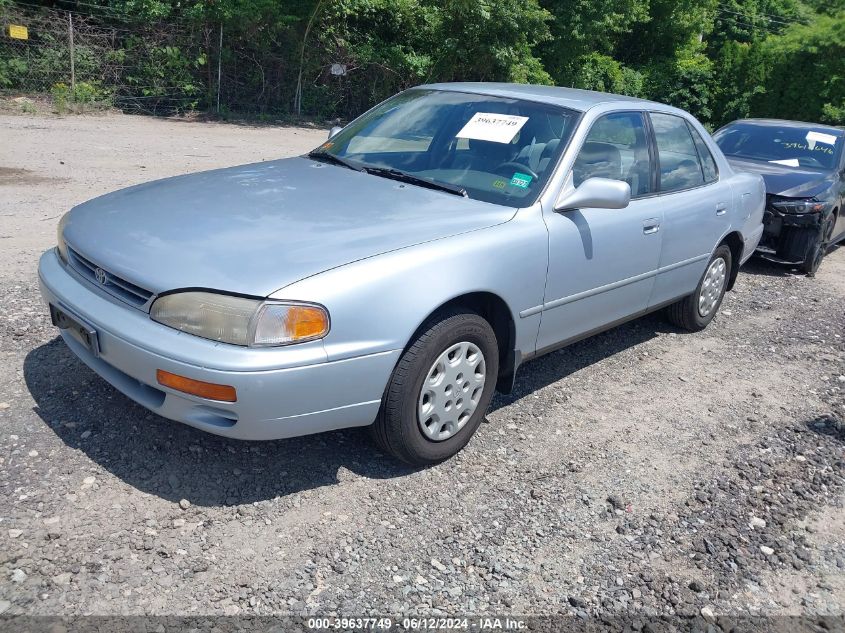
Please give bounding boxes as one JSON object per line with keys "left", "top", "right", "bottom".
{"left": 296, "top": 0, "right": 323, "bottom": 116}
{"left": 216, "top": 24, "right": 222, "bottom": 114}
{"left": 68, "top": 13, "right": 75, "bottom": 89}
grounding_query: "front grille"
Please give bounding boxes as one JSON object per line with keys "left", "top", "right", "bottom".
{"left": 66, "top": 245, "right": 154, "bottom": 309}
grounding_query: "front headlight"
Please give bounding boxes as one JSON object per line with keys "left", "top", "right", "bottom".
{"left": 56, "top": 213, "right": 70, "bottom": 264}
{"left": 770, "top": 197, "right": 827, "bottom": 214}
{"left": 150, "top": 291, "right": 329, "bottom": 347}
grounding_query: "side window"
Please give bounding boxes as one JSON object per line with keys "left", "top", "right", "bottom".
{"left": 573, "top": 112, "right": 652, "bottom": 197}
{"left": 650, "top": 112, "right": 705, "bottom": 193}
{"left": 686, "top": 121, "right": 718, "bottom": 183}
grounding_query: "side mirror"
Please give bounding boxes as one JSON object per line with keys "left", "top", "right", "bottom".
{"left": 328, "top": 126, "right": 343, "bottom": 140}
{"left": 555, "top": 177, "right": 631, "bottom": 211}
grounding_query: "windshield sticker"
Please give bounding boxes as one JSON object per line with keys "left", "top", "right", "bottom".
{"left": 492, "top": 178, "right": 507, "bottom": 190}
{"left": 510, "top": 172, "right": 533, "bottom": 189}
{"left": 456, "top": 112, "right": 529, "bottom": 144}
{"left": 806, "top": 131, "right": 837, "bottom": 149}
{"left": 769, "top": 158, "right": 800, "bottom": 167}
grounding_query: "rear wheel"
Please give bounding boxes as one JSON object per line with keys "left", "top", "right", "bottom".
{"left": 370, "top": 310, "right": 498, "bottom": 465}
{"left": 666, "top": 245, "right": 732, "bottom": 332}
{"left": 801, "top": 214, "right": 835, "bottom": 277}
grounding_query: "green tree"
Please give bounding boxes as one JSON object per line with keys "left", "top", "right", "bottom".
{"left": 709, "top": 39, "right": 768, "bottom": 127}
{"left": 424, "top": 0, "right": 552, "bottom": 85}
{"left": 754, "top": 12, "right": 845, "bottom": 124}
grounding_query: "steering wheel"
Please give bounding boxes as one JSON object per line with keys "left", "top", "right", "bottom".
{"left": 494, "top": 162, "right": 539, "bottom": 180}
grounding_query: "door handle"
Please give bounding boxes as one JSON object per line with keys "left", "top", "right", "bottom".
{"left": 642, "top": 218, "right": 660, "bottom": 235}
{"left": 716, "top": 203, "right": 728, "bottom": 216}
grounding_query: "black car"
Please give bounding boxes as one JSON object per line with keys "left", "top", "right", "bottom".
{"left": 713, "top": 119, "right": 845, "bottom": 275}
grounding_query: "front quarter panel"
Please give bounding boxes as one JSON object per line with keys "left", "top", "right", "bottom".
{"left": 271, "top": 207, "right": 549, "bottom": 368}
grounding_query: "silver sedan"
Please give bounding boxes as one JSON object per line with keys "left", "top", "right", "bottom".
{"left": 38, "top": 83, "right": 765, "bottom": 464}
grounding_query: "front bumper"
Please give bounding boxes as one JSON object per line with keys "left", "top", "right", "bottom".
{"left": 37, "top": 249, "right": 399, "bottom": 440}
{"left": 757, "top": 206, "right": 824, "bottom": 265}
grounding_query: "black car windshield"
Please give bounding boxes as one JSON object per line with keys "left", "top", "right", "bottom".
{"left": 713, "top": 122, "right": 844, "bottom": 170}
{"left": 310, "top": 89, "right": 580, "bottom": 207}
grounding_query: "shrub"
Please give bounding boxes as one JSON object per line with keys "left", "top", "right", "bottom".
{"left": 51, "top": 82, "right": 70, "bottom": 113}
{"left": 50, "top": 81, "right": 110, "bottom": 113}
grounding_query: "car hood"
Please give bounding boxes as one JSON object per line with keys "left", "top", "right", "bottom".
{"left": 62, "top": 157, "right": 514, "bottom": 297}
{"left": 725, "top": 158, "right": 833, "bottom": 198}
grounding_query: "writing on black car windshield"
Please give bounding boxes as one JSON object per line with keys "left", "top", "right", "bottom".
{"left": 715, "top": 124, "right": 843, "bottom": 170}
{"left": 315, "top": 89, "right": 578, "bottom": 207}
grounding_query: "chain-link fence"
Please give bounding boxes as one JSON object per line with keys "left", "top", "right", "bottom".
{"left": 0, "top": 1, "right": 386, "bottom": 119}
{"left": 0, "top": 2, "right": 225, "bottom": 115}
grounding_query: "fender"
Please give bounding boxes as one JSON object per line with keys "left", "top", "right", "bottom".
{"left": 271, "top": 207, "right": 549, "bottom": 395}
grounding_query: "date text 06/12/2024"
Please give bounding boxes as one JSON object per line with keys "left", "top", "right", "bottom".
{"left": 306, "top": 617, "right": 528, "bottom": 630}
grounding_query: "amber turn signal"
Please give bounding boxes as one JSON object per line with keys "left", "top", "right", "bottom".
{"left": 288, "top": 305, "right": 330, "bottom": 339}
{"left": 251, "top": 303, "right": 330, "bottom": 346}
{"left": 156, "top": 369, "right": 237, "bottom": 402}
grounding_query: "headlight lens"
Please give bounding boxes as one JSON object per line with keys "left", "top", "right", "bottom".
{"left": 150, "top": 291, "right": 329, "bottom": 347}
{"left": 770, "top": 197, "right": 826, "bottom": 214}
{"left": 56, "top": 213, "right": 69, "bottom": 264}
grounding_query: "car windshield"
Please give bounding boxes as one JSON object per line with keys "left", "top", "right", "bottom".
{"left": 310, "top": 89, "right": 580, "bottom": 207}
{"left": 713, "top": 122, "right": 844, "bottom": 170}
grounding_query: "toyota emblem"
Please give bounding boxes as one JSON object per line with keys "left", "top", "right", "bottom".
{"left": 94, "top": 267, "right": 107, "bottom": 285}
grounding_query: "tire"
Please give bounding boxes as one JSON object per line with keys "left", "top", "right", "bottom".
{"left": 801, "top": 214, "right": 835, "bottom": 277}
{"left": 370, "top": 309, "right": 499, "bottom": 465}
{"left": 665, "top": 244, "right": 732, "bottom": 332}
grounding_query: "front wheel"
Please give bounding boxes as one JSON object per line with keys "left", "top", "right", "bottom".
{"left": 370, "top": 310, "right": 499, "bottom": 465}
{"left": 801, "top": 215, "right": 835, "bottom": 277}
{"left": 665, "top": 244, "right": 732, "bottom": 332}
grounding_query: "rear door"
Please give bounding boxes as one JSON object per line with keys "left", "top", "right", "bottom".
{"left": 647, "top": 112, "right": 729, "bottom": 307}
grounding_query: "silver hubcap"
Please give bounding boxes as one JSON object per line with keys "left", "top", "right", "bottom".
{"left": 418, "top": 341, "right": 486, "bottom": 442}
{"left": 698, "top": 256, "right": 727, "bottom": 317}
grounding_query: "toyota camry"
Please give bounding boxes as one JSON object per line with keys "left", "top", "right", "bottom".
{"left": 39, "top": 83, "right": 765, "bottom": 464}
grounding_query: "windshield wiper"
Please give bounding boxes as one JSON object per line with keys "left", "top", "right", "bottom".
{"left": 307, "top": 150, "right": 365, "bottom": 172}
{"left": 364, "top": 167, "right": 468, "bottom": 197}
{"left": 307, "top": 153, "right": 467, "bottom": 197}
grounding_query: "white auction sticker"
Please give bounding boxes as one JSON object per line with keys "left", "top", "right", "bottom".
{"left": 456, "top": 112, "right": 529, "bottom": 144}
{"left": 806, "top": 130, "right": 837, "bottom": 149}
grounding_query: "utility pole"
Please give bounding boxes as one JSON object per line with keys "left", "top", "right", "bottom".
{"left": 216, "top": 24, "right": 222, "bottom": 114}
{"left": 68, "top": 13, "right": 75, "bottom": 90}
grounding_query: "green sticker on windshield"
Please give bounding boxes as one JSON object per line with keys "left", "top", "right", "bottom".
{"left": 510, "top": 172, "right": 533, "bottom": 189}
{"left": 492, "top": 178, "right": 507, "bottom": 190}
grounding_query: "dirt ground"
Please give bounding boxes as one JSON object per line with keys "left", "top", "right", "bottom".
{"left": 0, "top": 112, "right": 843, "bottom": 625}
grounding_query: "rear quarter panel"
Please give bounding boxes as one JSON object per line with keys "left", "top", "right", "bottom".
{"left": 728, "top": 171, "right": 766, "bottom": 263}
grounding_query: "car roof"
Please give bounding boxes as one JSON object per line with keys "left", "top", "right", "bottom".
{"left": 725, "top": 118, "right": 845, "bottom": 134}
{"left": 417, "top": 82, "right": 658, "bottom": 112}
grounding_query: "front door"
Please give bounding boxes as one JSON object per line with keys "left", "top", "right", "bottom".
{"left": 536, "top": 111, "right": 662, "bottom": 353}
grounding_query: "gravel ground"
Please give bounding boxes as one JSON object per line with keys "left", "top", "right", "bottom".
{"left": 0, "top": 112, "right": 844, "bottom": 625}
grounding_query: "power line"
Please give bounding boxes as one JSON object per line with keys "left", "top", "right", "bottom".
{"left": 713, "top": 8, "right": 791, "bottom": 34}
{"left": 715, "top": 4, "right": 808, "bottom": 28}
